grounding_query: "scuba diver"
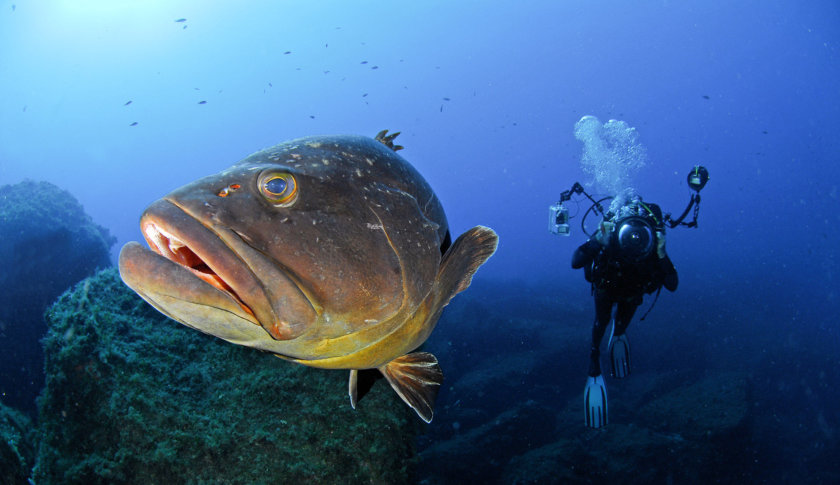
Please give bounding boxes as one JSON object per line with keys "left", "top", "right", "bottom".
{"left": 549, "top": 166, "right": 709, "bottom": 429}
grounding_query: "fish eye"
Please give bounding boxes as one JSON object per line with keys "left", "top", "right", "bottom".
{"left": 258, "top": 172, "right": 298, "bottom": 206}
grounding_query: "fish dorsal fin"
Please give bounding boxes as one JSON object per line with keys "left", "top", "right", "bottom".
{"left": 379, "top": 352, "right": 442, "bottom": 423}
{"left": 436, "top": 225, "right": 498, "bottom": 305}
{"left": 374, "top": 129, "right": 404, "bottom": 151}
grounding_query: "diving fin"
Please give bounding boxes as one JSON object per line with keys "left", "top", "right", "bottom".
{"left": 608, "top": 332, "right": 631, "bottom": 379}
{"left": 584, "top": 375, "right": 608, "bottom": 429}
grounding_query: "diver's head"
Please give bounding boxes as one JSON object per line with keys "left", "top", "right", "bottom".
{"left": 607, "top": 188, "right": 641, "bottom": 218}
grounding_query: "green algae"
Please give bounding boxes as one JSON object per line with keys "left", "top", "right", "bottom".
{"left": 0, "top": 401, "right": 35, "bottom": 485}
{"left": 0, "top": 179, "right": 115, "bottom": 415}
{"left": 35, "top": 269, "right": 418, "bottom": 484}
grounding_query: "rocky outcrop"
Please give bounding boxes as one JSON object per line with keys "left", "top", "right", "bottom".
{"left": 34, "top": 269, "right": 419, "bottom": 484}
{"left": 0, "top": 400, "right": 35, "bottom": 485}
{"left": 0, "top": 180, "right": 114, "bottom": 414}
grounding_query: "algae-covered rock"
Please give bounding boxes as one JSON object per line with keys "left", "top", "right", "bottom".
{"left": 419, "top": 399, "right": 555, "bottom": 482}
{"left": 498, "top": 371, "right": 751, "bottom": 485}
{"left": 638, "top": 371, "right": 749, "bottom": 440}
{"left": 0, "top": 180, "right": 115, "bottom": 414}
{"left": 35, "top": 268, "right": 418, "bottom": 484}
{"left": 0, "top": 400, "right": 35, "bottom": 485}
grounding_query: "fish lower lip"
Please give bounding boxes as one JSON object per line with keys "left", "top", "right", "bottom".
{"left": 143, "top": 221, "right": 254, "bottom": 317}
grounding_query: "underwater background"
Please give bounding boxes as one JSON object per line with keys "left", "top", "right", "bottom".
{"left": 1, "top": 0, "right": 838, "bottom": 483}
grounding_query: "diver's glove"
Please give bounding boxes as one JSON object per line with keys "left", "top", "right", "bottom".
{"left": 656, "top": 230, "right": 666, "bottom": 258}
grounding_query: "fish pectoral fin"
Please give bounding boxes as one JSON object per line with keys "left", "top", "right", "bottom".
{"left": 379, "top": 352, "right": 442, "bottom": 423}
{"left": 348, "top": 368, "right": 383, "bottom": 409}
{"left": 436, "top": 226, "right": 499, "bottom": 305}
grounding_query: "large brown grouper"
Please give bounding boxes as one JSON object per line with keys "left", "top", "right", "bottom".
{"left": 118, "top": 131, "right": 498, "bottom": 422}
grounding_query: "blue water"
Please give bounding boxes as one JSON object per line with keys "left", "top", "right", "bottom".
{"left": 1, "top": 0, "right": 838, "bottom": 482}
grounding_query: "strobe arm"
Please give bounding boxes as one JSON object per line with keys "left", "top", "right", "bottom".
{"left": 559, "top": 182, "right": 606, "bottom": 217}
{"left": 664, "top": 165, "right": 709, "bottom": 228}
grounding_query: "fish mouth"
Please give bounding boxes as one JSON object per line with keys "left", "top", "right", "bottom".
{"left": 121, "top": 197, "right": 318, "bottom": 343}
{"left": 129, "top": 198, "right": 272, "bottom": 327}
{"left": 141, "top": 218, "right": 255, "bottom": 319}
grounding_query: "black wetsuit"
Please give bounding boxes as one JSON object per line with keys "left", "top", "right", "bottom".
{"left": 572, "top": 203, "right": 678, "bottom": 377}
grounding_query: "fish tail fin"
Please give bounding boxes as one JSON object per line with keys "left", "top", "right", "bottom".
{"left": 436, "top": 225, "right": 498, "bottom": 306}
{"left": 379, "top": 352, "right": 442, "bottom": 423}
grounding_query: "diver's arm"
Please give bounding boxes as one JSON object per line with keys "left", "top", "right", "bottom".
{"left": 660, "top": 255, "right": 678, "bottom": 292}
{"left": 572, "top": 238, "right": 601, "bottom": 269}
{"left": 573, "top": 237, "right": 603, "bottom": 284}
{"left": 653, "top": 228, "right": 678, "bottom": 291}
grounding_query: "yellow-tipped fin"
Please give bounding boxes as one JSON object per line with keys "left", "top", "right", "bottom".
{"left": 379, "top": 352, "right": 442, "bottom": 423}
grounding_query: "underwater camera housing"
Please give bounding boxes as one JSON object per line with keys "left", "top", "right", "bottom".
{"left": 614, "top": 215, "right": 655, "bottom": 262}
{"left": 548, "top": 203, "right": 570, "bottom": 236}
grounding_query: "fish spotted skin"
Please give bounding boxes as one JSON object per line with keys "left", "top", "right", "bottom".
{"left": 119, "top": 133, "right": 498, "bottom": 421}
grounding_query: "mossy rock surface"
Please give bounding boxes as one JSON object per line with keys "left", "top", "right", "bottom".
{"left": 0, "top": 401, "right": 35, "bottom": 485}
{"left": 35, "top": 268, "right": 418, "bottom": 484}
{"left": 0, "top": 179, "right": 115, "bottom": 414}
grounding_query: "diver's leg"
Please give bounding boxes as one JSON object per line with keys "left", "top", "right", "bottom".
{"left": 585, "top": 290, "right": 613, "bottom": 428}
{"left": 613, "top": 296, "right": 640, "bottom": 336}
{"left": 589, "top": 291, "right": 613, "bottom": 377}
{"left": 608, "top": 296, "right": 639, "bottom": 378}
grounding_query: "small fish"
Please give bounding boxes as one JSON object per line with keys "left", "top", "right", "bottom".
{"left": 284, "top": 51, "right": 291, "bottom": 55}
{"left": 443, "top": 97, "right": 450, "bottom": 101}
{"left": 183, "top": 25, "right": 187, "bottom": 30}
{"left": 175, "top": 18, "right": 186, "bottom": 23}
{"left": 124, "top": 100, "right": 132, "bottom": 106}
{"left": 702, "top": 95, "right": 710, "bottom": 100}
{"left": 310, "top": 115, "right": 315, "bottom": 119}
{"left": 198, "top": 100, "right": 207, "bottom": 105}
{"left": 440, "top": 105, "right": 443, "bottom": 112}
{"left": 360, "top": 61, "right": 368, "bottom": 64}
{"left": 268, "top": 82, "right": 273, "bottom": 87}
{"left": 371, "top": 66, "right": 378, "bottom": 70}
{"left": 362, "top": 93, "right": 368, "bottom": 97}
{"left": 762, "top": 130, "right": 768, "bottom": 134}
{"left": 129, "top": 122, "right": 138, "bottom": 126}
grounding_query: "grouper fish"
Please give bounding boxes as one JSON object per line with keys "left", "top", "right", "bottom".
{"left": 118, "top": 130, "right": 498, "bottom": 422}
